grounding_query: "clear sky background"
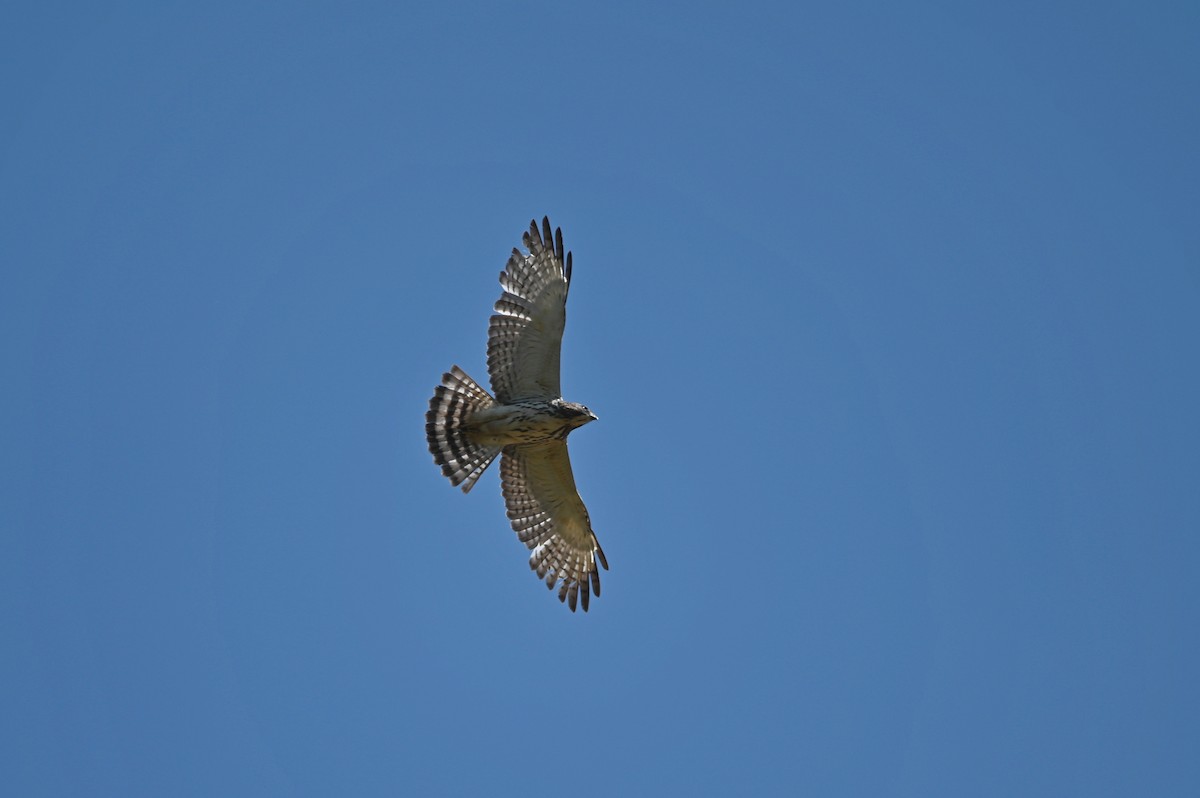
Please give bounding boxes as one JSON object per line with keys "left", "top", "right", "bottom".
{"left": 3, "top": 2, "right": 1198, "bottom": 795}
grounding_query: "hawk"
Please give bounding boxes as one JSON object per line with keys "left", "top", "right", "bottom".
{"left": 425, "top": 216, "right": 607, "bottom": 612}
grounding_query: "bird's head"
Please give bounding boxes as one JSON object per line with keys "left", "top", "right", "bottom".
{"left": 559, "top": 400, "right": 598, "bottom": 428}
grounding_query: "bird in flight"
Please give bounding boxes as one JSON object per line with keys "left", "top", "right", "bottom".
{"left": 426, "top": 217, "right": 607, "bottom": 612}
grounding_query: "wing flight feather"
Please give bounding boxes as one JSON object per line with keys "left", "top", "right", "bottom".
{"left": 487, "top": 217, "right": 571, "bottom": 403}
{"left": 500, "top": 440, "right": 606, "bottom": 612}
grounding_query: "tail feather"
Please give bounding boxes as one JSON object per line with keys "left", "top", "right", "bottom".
{"left": 426, "top": 366, "right": 501, "bottom": 493}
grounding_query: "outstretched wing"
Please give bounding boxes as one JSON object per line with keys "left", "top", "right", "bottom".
{"left": 487, "top": 217, "right": 571, "bottom": 403}
{"left": 500, "top": 440, "right": 607, "bottom": 612}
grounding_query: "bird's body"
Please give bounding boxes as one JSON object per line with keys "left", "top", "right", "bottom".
{"left": 465, "top": 400, "right": 595, "bottom": 446}
{"left": 425, "top": 217, "right": 606, "bottom": 612}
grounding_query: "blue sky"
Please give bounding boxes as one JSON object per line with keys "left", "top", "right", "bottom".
{"left": 2, "top": 1, "right": 1198, "bottom": 795}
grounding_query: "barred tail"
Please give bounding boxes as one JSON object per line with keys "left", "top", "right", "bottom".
{"left": 426, "top": 366, "right": 501, "bottom": 493}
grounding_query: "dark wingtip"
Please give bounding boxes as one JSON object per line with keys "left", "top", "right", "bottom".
{"left": 564, "top": 251, "right": 572, "bottom": 284}
{"left": 541, "top": 216, "right": 552, "bottom": 250}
